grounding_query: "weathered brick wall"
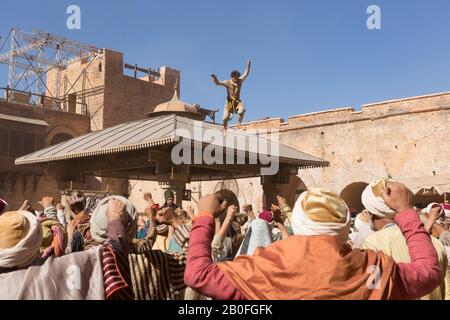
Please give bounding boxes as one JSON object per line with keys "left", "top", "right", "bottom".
{"left": 102, "top": 52, "right": 180, "bottom": 128}
{"left": 0, "top": 100, "right": 91, "bottom": 209}
{"left": 46, "top": 48, "right": 180, "bottom": 198}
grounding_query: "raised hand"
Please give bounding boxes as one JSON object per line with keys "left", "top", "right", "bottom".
{"left": 198, "top": 193, "right": 228, "bottom": 219}
{"left": 39, "top": 196, "right": 54, "bottom": 209}
{"left": 106, "top": 198, "right": 126, "bottom": 221}
{"left": 155, "top": 207, "right": 176, "bottom": 225}
{"left": 143, "top": 192, "right": 152, "bottom": 201}
{"left": 186, "top": 206, "right": 195, "bottom": 220}
{"left": 381, "top": 181, "right": 414, "bottom": 213}
{"left": 272, "top": 207, "right": 283, "bottom": 224}
{"left": 276, "top": 195, "right": 287, "bottom": 207}
{"left": 145, "top": 206, "right": 156, "bottom": 224}
{"left": 226, "top": 205, "right": 238, "bottom": 219}
{"left": 429, "top": 205, "right": 444, "bottom": 223}
{"left": 19, "top": 200, "right": 31, "bottom": 211}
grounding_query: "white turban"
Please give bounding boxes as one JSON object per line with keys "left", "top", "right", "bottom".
{"left": 354, "top": 213, "right": 373, "bottom": 232}
{"left": 421, "top": 203, "right": 440, "bottom": 214}
{"left": 0, "top": 211, "right": 42, "bottom": 269}
{"left": 292, "top": 188, "right": 350, "bottom": 237}
{"left": 361, "top": 179, "right": 396, "bottom": 219}
{"left": 90, "top": 195, "right": 138, "bottom": 244}
{"left": 443, "top": 204, "right": 450, "bottom": 219}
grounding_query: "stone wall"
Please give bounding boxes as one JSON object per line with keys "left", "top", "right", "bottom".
{"left": 129, "top": 91, "right": 450, "bottom": 213}
{"left": 0, "top": 100, "right": 91, "bottom": 209}
{"left": 237, "top": 91, "right": 450, "bottom": 210}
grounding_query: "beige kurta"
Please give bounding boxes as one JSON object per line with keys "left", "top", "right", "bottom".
{"left": 362, "top": 225, "right": 450, "bottom": 300}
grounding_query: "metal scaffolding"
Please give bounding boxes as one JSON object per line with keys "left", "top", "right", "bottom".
{"left": 0, "top": 27, "right": 100, "bottom": 109}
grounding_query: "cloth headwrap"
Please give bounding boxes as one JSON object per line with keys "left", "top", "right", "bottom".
{"left": 361, "top": 179, "right": 396, "bottom": 219}
{"left": 0, "top": 211, "right": 43, "bottom": 269}
{"left": 443, "top": 204, "right": 450, "bottom": 218}
{"left": 0, "top": 199, "right": 9, "bottom": 214}
{"left": 292, "top": 188, "right": 350, "bottom": 236}
{"left": 258, "top": 211, "right": 273, "bottom": 223}
{"left": 354, "top": 213, "right": 373, "bottom": 232}
{"left": 90, "top": 195, "right": 138, "bottom": 244}
{"left": 421, "top": 203, "right": 441, "bottom": 214}
{"left": 164, "top": 190, "right": 174, "bottom": 200}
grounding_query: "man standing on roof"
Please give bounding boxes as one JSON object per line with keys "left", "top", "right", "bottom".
{"left": 211, "top": 60, "right": 251, "bottom": 131}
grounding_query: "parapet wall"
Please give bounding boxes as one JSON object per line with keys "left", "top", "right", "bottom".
{"left": 243, "top": 91, "right": 450, "bottom": 131}
{"left": 238, "top": 91, "right": 450, "bottom": 211}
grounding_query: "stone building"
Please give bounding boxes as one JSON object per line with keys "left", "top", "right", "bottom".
{"left": 0, "top": 97, "right": 90, "bottom": 209}
{"left": 4, "top": 40, "right": 449, "bottom": 214}
{"left": 221, "top": 91, "right": 450, "bottom": 213}
{"left": 127, "top": 91, "right": 450, "bottom": 213}
{"left": 1, "top": 47, "right": 180, "bottom": 209}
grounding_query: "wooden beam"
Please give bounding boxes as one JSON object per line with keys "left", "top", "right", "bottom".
{"left": 124, "top": 63, "right": 161, "bottom": 77}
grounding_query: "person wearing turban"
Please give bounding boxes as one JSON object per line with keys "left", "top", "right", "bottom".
{"left": 360, "top": 179, "right": 450, "bottom": 300}
{"left": 420, "top": 203, "right": 450, "bottom": 247}
{"left": 349, "top": 210, "right": 374, "bottom": 249}
{"left": 184, "top": 182, "right": 442, "bottom": 300}
{"left": 0, "top": 198, "right": 9, "bottom": 216}
{"left": 0, "top": 198, "right": 134, "bottom": 300}
{"left": 236, "top": 211, "right": 273, "bottom": 257}
{"left": 34, "top": 196, "right": 67, "bottom": 259}
{"left": 0, "top": 211, "right": 42, "bottom": 272}
{"left": 88, "top": 195, "right": 138, "bottom": 248}
{"left": 162, "top": 190, "right": 178, "bottom": 210}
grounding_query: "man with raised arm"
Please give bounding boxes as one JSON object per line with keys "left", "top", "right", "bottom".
{"left": 184, "top": 182, "right": 442, "bottom": 300}
{"left": 211, "top": 60, "right": 251, "bottom": 131}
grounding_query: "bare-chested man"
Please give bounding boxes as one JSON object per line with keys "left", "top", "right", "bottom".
{"left": 211, "top": 60, "right": 251, "bottom": 131}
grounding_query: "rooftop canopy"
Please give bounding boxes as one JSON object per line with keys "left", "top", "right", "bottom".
{"left": 15, "top": 114, "right": 329, "bottom": 184}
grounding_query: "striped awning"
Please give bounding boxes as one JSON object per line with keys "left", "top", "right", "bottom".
{"left": 15, "top": 114, "right": 329, "bottom": 169}
{"left": 0, "top": 113, "right": 49, "bottom": 126}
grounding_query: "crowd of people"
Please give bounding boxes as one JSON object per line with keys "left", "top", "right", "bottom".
{"left": 0, "top": 178, "right": 449, "bottom": 300}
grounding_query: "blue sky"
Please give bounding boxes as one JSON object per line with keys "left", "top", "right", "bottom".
{"left": 1, "top": 0, "right": 450, "bottom": 121}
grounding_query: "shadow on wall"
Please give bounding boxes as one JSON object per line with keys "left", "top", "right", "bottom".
{"left": 340, "top": 182, "right": 369, "bottom": 215}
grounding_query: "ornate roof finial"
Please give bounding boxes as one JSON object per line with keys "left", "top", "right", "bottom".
{"left": 172, "top": 78, "right": 180, "bottom": 100}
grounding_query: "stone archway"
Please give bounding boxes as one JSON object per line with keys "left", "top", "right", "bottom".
{"left": 45, "top": 126, "right": 79, "bottom": 147}
{"left": 340, "top": 182, "right": 369, "bottom": 214}
{"left": 50, "top": 132, "right": 74, "bottom": 146}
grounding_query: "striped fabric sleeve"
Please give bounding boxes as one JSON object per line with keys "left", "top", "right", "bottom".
{"left": 101, "top": 219, "right": 134, "bottom": 300}
{"left": 173, "top": 224, "right": 192, "bottom": 249}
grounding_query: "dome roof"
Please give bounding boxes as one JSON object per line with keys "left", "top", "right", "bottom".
{"left": 153, "top": 90, "right": 200, "bottom": 114}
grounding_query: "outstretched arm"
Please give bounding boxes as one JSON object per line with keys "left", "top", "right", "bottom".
{"left": 184, "top": 214, "right": 245, "bottom": 300}
{"left": 211, "top": 74, "right": 227, "bottom": 87}
{"left": 380, "top": 182, "right": 442, "bottom": 300}
{"left": 184, "top": 194, "right": 245, "bottom": 300}
{"left": 240, "top": 60, "right": 251, "bottom": 81}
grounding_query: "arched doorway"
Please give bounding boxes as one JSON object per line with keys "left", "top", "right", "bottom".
{"left": 340, "top": 182, "right": 369, "bottom": 215}
{"left": 50, "top": 132, "right": 73, "bottom": 146}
